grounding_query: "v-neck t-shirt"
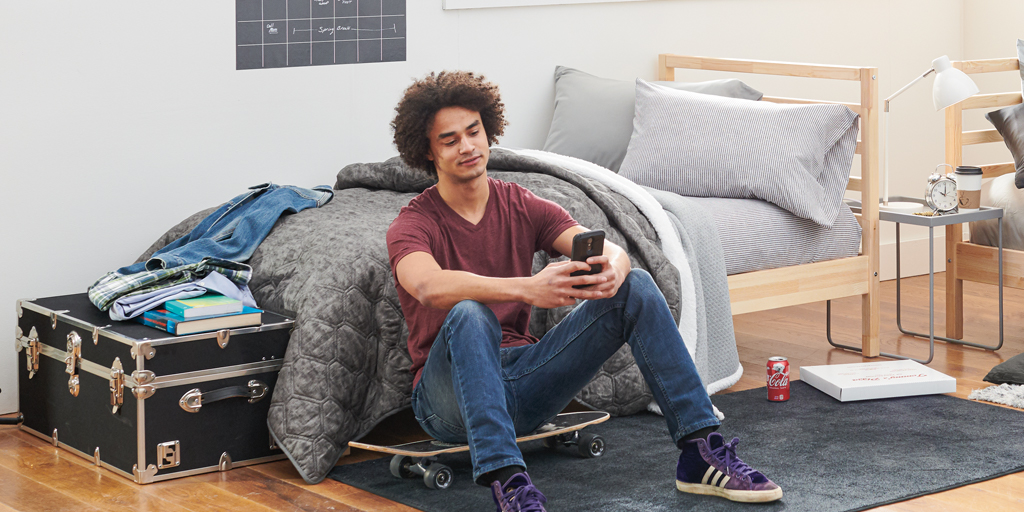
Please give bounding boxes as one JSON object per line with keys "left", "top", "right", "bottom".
{"left": 386, "top": 178, "right": 578, "bottom": 386}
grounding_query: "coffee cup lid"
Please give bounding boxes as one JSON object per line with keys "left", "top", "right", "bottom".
{"left": 955, "top": 166, "right": 983, "bottom": 175}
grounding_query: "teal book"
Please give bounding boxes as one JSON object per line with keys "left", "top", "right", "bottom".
{"left": 137, "top": 307, "right": 262, "bottom": 335}
{"left": 164, "top": 294, "right": 243, "bottom": 319}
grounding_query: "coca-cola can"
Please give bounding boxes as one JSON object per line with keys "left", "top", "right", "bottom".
{"left": 766, "top": 356, "right": 790, "bottom": 402}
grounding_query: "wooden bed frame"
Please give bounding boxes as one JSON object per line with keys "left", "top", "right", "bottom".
{"left": 944, "top": 57, "right": 1024, "bottom": 338}
{"left": 658, "top": 54, "right": 881, "bottom": 356}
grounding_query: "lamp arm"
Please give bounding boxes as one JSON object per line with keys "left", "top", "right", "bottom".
{"left": 883, "top": 67, "right": 937, "bottom": 205}
{"left": 884, "top": 68, "right": 936, "bottom": 112}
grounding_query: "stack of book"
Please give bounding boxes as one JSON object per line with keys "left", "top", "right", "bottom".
{"left": 137, "top": 294, "right": 263, "bottom": 335}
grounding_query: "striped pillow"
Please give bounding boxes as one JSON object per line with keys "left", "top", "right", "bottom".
{"left": 619, "top": 79, "right": 860, "bottom": 227}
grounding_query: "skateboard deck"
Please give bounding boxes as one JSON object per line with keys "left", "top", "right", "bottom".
{"left": 350, "top": 411, "right": 609, "bottom": 456}
{"left": 348, "top": 411, "right": 610, "bottom": 489}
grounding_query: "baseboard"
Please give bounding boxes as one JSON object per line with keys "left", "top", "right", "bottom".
{"left": 879, "top": 235, "right": 947, "bottom": 282}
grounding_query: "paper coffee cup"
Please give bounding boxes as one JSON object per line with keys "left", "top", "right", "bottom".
{"left": 954, "top": 166, "right": 983, "bottom": 212}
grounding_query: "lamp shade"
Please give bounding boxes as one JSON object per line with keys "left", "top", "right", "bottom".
{"left": 932, "top": 55, "right": 980, "bottom": 110}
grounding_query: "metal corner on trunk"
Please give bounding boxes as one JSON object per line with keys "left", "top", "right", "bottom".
{"left": 133, "top": 463, "right": 158, "bottom": 483}
{"left": 131, "top": 342, "right": 155, "bottom": 360}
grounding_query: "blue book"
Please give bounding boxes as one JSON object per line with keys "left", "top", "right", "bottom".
{"left": 137, "top": 306, "right": 262, "bottom": 335}
{"left": 164, "top": 293, "right": 243, "bottom": 319}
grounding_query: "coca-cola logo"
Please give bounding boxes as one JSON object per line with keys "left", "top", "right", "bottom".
{"left": 767, "top": 367, "right": 789, "bottom": 387}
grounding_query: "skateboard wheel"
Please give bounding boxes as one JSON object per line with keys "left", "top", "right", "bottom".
{"left": 578, "top": 433, "right": 605, "bottom": 458}
{"left": 390, "top": 455, "right": 415, "bottom": 479}
{"left": 423, "top": 464, "right": 453, "bottom": 490}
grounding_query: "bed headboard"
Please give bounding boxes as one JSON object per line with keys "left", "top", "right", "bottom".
{"left": 657, "top": 53, "right": 879, "bottom": 260}
{"left": 945, "top": 57, "right": 1023, "bottom": 176}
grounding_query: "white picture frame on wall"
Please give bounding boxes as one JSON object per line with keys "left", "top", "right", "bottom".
{"left": 443, "top": 0, "right": 650, "bottom": 9}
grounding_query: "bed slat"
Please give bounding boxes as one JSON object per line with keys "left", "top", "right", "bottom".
{"left": 660, "top": 55, "right": 863, "bottom": 81}
{"left": 962, "top": 129, "right": 1004, "bottom": 146}
{"left": 961, "top": 92, "right": 1022, "bottom": 110}
{"left": 955, "top": 242, "right": 1024, "bottom": 289}
{"left": 727, "top": 257, "right": 870, "bottom": 315}
{"left": 961, "top": 58, "right": 1020, "bottom": 74}
{"left": 980, "top": 162, "right": 1017, "bottom": 178}
{"left": 761, "top": 95, "right": 863, "bottom": 114}
{"left": 846, "top": 176, "right": 862, "bottom": 192}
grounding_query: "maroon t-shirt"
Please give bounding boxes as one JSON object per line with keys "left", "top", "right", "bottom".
{"left": 387, "top": 178, "right": 578, "bottom": 387}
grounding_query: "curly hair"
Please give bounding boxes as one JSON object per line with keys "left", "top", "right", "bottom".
{"left": 392, "top": 71, "right": 507, "bottom": 177}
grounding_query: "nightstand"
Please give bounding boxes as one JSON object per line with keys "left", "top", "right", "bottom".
{"left": 828, "top": 197, "right": 1004, "bottom": 364}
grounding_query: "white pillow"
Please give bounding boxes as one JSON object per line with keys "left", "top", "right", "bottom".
{"left": 619, "top": 79, "right": 860, "bottom": 227}
{"left": 970, "top": 174, "right": 1024, "bottom": 251}
{"left": 541, "top": 66, "right": 763, "bottom": 173}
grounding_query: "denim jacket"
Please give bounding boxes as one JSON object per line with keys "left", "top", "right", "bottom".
{"left": 118, "top": 183, "right": 333, "bottom": 275}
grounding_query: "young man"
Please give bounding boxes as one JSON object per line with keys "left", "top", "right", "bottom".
{"left": 386, "top": 71, "right": 782, "bottom": 511}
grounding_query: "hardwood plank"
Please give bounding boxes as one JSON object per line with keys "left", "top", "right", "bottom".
{"left": 928, "top": 485, "right": 1024, "bottom": 512}
{"left": 249, "top": 462, "right": 419, "bottom": 512}
{"left": 0, "top": 464, "right": 103, "bottom": 512}
{"left": 0, "top": 433, "right": 189, "bottom": 512}
{"left": 972, "top": 472, "right": 1024, "bottom": 501}
{"left": 184, "top": 468, "right": 363, "bottom": 512}
{"left": 140, "top": 478, "right": 281, "bottom": 512}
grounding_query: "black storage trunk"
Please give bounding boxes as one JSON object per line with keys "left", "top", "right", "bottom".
{"left": 14, "top": 293, "right": 294, "bottom": 484}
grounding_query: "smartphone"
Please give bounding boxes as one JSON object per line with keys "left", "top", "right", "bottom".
{"left": 570, "top": 230, "right": 605, "bottom": 288}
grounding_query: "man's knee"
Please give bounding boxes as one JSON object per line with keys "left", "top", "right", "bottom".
{"left": 622, "top": 268, "right": 659, "bottom": 298}
{"left": 445, "top": 300, "right": 502, "bottom": 343}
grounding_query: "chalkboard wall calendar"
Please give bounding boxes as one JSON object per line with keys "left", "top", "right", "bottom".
{"left": 236, "top": 0, "right": 406, "bottom": 70}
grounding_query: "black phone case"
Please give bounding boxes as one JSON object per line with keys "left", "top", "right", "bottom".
{"left": 570, "top": 230, "right": 605, "bottom": 281}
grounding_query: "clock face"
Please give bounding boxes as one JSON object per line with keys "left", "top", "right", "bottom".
{"left": 928, "top": 179, "right": 958, "bottom": 211}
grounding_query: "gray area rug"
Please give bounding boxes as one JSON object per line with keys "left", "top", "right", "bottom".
{"left": 329, "top": 381, "right": 1024, "bottom": 511}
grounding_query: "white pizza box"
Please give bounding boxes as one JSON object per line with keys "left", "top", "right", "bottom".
{"left": 799, "top": 360, "right": 956, "bottom": 402}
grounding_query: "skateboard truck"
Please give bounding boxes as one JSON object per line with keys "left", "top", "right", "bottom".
{"left": 542, "top": 430, "right": 606, "bottom": 458}
{"left": 390, "top": 455, "right": 454, "bottom": 490}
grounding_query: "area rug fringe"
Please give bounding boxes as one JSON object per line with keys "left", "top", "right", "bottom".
{"left": 968, "top": 383, "right": 1024, "bottom": 409}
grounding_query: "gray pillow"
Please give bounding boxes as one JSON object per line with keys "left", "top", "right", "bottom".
{"left": 986, "top": 100, "right": 1024, "bottom": 190}
{"left": 542, "top": 66, "right": 762, "bottom": 173}
{"left": 984, "top": 351, "right": 1024, "bottom": 385}
{"left": 619, "top": 79, "right": 859, "bottom": 227}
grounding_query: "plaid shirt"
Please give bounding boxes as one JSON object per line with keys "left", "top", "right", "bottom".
{"left": 88, "top": 257, "right": 252, "bottom": 312}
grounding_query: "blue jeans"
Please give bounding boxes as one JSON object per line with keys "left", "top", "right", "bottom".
{"left": 118, "top": 183, "right": 333, "bottom": 274}
{"left": 411, "top": 269, "right": 720, "bottom": 482}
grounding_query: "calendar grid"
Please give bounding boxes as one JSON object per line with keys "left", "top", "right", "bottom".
{"left": 236, "top": 0, "right": 406, "bottom": 70}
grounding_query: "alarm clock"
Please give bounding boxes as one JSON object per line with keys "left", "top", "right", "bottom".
{"left": 925, "top": 165, "right": 958, "bottom": 215}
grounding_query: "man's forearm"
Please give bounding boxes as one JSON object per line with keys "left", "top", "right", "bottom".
{"left": 414, "top": 270, "right": 528, "bottom": 310}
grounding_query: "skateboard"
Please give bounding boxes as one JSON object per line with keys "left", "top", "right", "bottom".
{"left": 348, "top": 411, "right": 610, "bottom": 490}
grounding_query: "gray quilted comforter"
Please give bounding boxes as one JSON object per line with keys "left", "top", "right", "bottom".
{"left": 138, "top": 148, "right": 739, "bottom": 483}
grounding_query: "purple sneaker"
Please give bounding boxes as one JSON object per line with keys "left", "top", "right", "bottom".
{"left": 676, "top": 432, "right": 783, "bottom": 503}
{"left": 491, "top": 472, "right": 547, "bottom": 512}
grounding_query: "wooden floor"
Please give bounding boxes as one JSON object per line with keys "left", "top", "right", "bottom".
{"left": 1, "top": 274, "right": 1022, "bottom": 511}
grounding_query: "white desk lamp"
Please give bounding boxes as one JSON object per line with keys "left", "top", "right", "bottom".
{"left": 881, "top": 55, "right": 980, "bottom": 212}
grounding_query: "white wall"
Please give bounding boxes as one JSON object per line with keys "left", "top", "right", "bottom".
{"left": 0, "top": 0, "right": 994, "bottom": 413}
{"left": 963, "top": 0, "right": 1024, "bottom": 164}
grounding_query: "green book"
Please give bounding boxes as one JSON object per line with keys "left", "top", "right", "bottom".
{"left": 164, "top": 294, "right": 243, "bottom": 319}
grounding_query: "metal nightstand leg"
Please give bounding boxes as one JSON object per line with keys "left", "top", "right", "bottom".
{"left": 828, "top": 219, "right": 1004, "bottom": 362}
